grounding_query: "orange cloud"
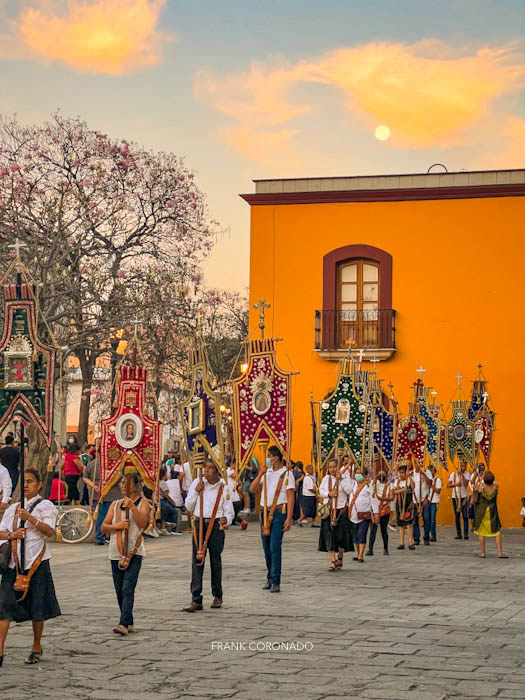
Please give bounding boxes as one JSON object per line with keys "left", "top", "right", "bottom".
{"left": 486, "top": 117, "right": 525, "bottom": 169}
{"left": 13, "top": 0, "right": 168, "bottom": 75}
{"left": 195, "top": 40, "right": 525, "bottom": 164}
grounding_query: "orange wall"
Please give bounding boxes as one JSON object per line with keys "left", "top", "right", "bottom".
{"left": 247, "top": 196, "right": 525, "bottom": 527}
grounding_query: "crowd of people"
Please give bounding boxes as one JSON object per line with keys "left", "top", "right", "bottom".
{"left": 0, "top": 432, "right": 516, "bottom": 669}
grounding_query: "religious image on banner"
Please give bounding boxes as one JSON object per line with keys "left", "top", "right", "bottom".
{"left": 99, "top": 364, "right": 162, "bottom": 497}
{"left": 396, "top": 411, "right": 428, "bottom": 467}
{"left": 447, "top": 400, "right": 476, "bottom": 466}
{"left": 0, "top": 281, "right": 56, "bottom": 446}
{"left": 468, "top": 370, "right": 495, "bottom": 466}
{"left": 315, "top": 357, "right": 369, "bottom": 470}
{"left": 180, "top": 320, "right": 225, "bottom": 476}
{"left": 231, "top": 337, "right": 292, "bottom": 472}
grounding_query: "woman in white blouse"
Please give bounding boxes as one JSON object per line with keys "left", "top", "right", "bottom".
{"left": 348, "top": 473, "right": 377, "bottom": 563}
{"left": 0, "top": 468, "right": 60, "bottom": 667}
{"left": 318, "top": 459, "right": 353, "bottom": 571}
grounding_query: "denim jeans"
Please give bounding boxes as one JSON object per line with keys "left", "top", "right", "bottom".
{"left": 261, "top": 509, "right": 286, "bottom": 585}
{"left": 160, "top": 499, "right": 178, "bottom": 524}
{"left": 95, "top": 500, "right": 111, "bottom": 544}
{"left": 422, "top": 502, "right": 431, "bottom": 542}
{"left": 429, "top": 502, "right": 438, "bottom": 540}
{"left": 111, "top": 555, "right": 142, "bottom": 627}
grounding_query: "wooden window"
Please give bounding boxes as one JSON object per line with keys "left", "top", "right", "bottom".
{"left": 337, "top": 259, "right": 379, "bottom": 347}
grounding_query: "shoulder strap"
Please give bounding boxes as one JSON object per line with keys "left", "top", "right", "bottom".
{"left": 348, "top": 482, "right": 366, "bottom": 516}
{"left": 267, "top": 473, "right": 286, "bottom": 524}
{"left": 197, "top": 484, "right": 225, "bottom": 562}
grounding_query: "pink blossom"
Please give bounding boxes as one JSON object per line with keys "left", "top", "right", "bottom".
{"left": 9, "top": 163, "right": 20, "bottom": 172}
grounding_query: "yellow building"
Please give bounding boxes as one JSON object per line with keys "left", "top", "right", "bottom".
{"left": 242, "top": 168, "right": 525, "bottom": 526}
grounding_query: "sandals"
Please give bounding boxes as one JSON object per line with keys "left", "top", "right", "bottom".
{"left": 335, "top": 557, "right": 343, "bottom": 570}
{"left": 25, "top": 649, "right": 42, "bottom": 665}
{"left": 329, "top": 562, "right": 337, "bottom": 572}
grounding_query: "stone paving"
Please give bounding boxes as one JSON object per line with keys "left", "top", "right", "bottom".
{"left": 1, "top": 523, "right": 525, "bottom": 700}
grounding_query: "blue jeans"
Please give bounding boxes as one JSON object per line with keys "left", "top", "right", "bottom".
{"left": 111, "top": 556, "right": 142, "bottom": 627}
{"left": 95, "top": 500, "right": 111, "bottom": 544}
{"left": 160, "top": 499, "right": 178, "bottom": 524}
{"left": 422, "top": 502, "right": 431, "bottom": 542}
{"left": 429, "top": 502, "right": 438, "bottom": 540}
{"left": 261, "top": 509, "right": 286, "bottom": 585}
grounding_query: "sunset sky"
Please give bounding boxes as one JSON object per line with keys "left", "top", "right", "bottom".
{"left": 1, "top": 0, "right": 524, "bottom": 291}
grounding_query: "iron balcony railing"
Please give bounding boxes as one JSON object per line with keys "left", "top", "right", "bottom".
{"left": 314, "top": 309, "right": 396, "bottom": 351}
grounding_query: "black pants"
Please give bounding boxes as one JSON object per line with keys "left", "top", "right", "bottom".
{"left": 191, "top": 520, "right": 225, "bottom": 603}
{"left": 453, "top": 498, "right": 469, "bottom": 538}
{"left": 64, "top": 474, "right": 80, "bottom": 502}
{"left": 111, "top": 555, "right": 142, "bottom": 627}
{"left": 368, "top": 514, "right": 390, "bottom": 552}
{"left": 232, "top": 501, "right": 243, "bottom": 524}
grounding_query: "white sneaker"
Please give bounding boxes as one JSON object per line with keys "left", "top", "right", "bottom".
{"left": 387, "top": 524, "right": 397, "bottom": 532}
{"left": 150, "top": 528, "right": 160, "bottom": 538}
{"left": 159, "top": 528, "right": 170, "bottom": 536}
{"left": 172, "top": 532, "right": 184, "bottom": 536}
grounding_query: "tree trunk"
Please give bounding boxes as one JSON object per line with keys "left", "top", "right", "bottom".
{"left": 77, "top": 350, "right": 95, "bottom": 445}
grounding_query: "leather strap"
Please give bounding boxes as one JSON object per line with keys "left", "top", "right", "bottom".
{"left": 196, "top": 483, "right": 224, "bottom": 563}
{"left": 348, "top": 482, "right": 366, "bottom": 518}
{"left": 266, "top": 473, "right": 286, "bottom": 527}
{"left": 11, "top": 498, "right": 45, "bottom": 583}
{"left": 116, "top": 499, "right": 143, "bottom": 568}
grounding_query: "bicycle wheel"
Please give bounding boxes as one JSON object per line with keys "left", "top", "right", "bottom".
{"left": 58, "top": 508, "right": 94, "bottom": 544}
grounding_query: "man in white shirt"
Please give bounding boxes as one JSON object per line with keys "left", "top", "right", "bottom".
{"left": 181, "top": 460, "right": 193, "bottom": 501}
{"left": 447, "top": 457, "right": 471, "bottom": 540}
{"left": 0, "top": 462, "right": 13, "bottom": 513}
{"left": 250, "top": 445, "right": 295, "bottom": 593}
{"left": 182, "top": 458, "right": 233, "bottom": 612}
{"left": 428, "top": 464, "right": 442, "bottom": 542}
{"left": 411, "top": 461, "right": 433, "bottom": 546}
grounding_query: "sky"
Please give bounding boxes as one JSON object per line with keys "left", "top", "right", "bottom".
{"left": 1, "top": 0, "right": 524, "bottom": 292}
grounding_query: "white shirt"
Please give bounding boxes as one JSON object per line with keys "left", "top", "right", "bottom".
{"left": 348, "top": 482, "right": 377, "bottom": 523}
{"left": 302, "top": 474, "right": 317, "bottom": 497}
{"left": 371, "top": 480, "right": 394, "bottom": 513}
{"left": 165, "top": 478, "right": 184, "bottom": 507}
{"left": 412, "top": 469, "right": 432, "bottom": 504}
{"left": 0, "top": 495, "right": 57, "bottom": 569}
{"left": 259, "top": 467, "right": 295, "bottom": 508}
{"left": 429, "top": 476, "right": 442, "bottom": 504}
{"left": 448, "top": 471, "right": 471, "bottom": 499}
{"left": 182, "top": 462, "right": 193, "bottom": 492}
{"left": 0, "top": 464, "right": 12, "bottom": 504}
{"left": 227, "top": 468, "right": 241, "bottom": 503}
{"left": 185, "top": 478, "right": 234, "bottom": 524}
{"left": 520, "top": 507, "right": 525, "bottom": 517}
{"left": 319, "top": 474, "right": 352, "bottom": 509}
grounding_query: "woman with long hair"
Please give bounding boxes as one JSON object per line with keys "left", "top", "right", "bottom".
{"left": 318, "top": 459, "right": 353, "bottom": 571}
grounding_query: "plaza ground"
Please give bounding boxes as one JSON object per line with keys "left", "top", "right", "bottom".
{"left": 1, "top": 523, "right": 525, "bottom": 700}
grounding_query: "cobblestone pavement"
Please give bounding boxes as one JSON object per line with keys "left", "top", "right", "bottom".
{"left": 1, "top": 523, "right": 525, "bottom": 700}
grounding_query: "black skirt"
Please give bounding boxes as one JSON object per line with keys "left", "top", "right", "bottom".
{"left": 300, "top": 495, "right": 317, "bottom": 519}
{"left": 318, "top": 509, "right": 354, "bottom": 552}
{"left": 0, "top": 560, "right": 61, "bottom": 623}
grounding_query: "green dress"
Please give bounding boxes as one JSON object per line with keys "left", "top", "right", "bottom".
{"left": 474, "top": 487, "right": 501, "bottom": 537}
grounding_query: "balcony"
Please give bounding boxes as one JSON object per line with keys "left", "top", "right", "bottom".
{"left": 314, "top": 309, "right": 396, "bottom": 361}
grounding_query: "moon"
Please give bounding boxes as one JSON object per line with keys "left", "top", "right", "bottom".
{"left": 375, "top": 125, "right": 390, "bottom": 141}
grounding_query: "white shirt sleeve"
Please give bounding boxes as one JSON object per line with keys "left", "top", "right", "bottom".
{"left": 319, "top": 476, "right": 330, "bottom": 499}
{"left": 0, "top": 467, "right": 12, "bottom": 504}
{"left": 222, "top": 486, "right": 234, "bottom": 525}
{"left": 340, "top": 474, "right": 353, "bottom": 497}
{"left": 184, "top": 479, "right": 199, "bottom": 514}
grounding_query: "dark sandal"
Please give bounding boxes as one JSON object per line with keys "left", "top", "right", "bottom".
{"left": 25, "top": 649, "right": 42, "bottom": 665}
{"left": 329, "top": 562, "right": 337, "bottom": 571}
{"left": 335, "top": 557, "right": 343, "bottom": 570}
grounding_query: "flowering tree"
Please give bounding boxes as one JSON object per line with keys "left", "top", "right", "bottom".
{"left": 0, "top": 113, "right": 215, "bottom": 443}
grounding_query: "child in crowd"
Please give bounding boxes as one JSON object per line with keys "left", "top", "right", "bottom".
{"left": 520, "top": 497, "right": 525, "bottom": 527}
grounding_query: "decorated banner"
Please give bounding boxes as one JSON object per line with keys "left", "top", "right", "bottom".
{"left": 447, "top": 400, "right": 475, "bottom": 465}
{"left": 474, "top": 405, "right": 494, "bottom": 466}
{"left": 316, "top": 358, "right": 369, "bottom": 469}
{"left": 180, "top": 323, "right": 225, "bottom": 476}
{"left": 365, "top": 376, "right": 397, "bottom": 469}
{"left": 396, "top": 412, "right": 428, "bottom": 467}
{"left": 438, "top": 423, "right": 448, "bottom": 470}
{"left": 231, "top": 337, "right": 292, "bottom": 472}
{"left": 412, "top": 379, "right": 441, "bottom": 466}
{"left": 0, "top": 281, "right": 56, "bottom": 446}
{"left": 100, "top": 364, "right": 162, "bottom": 496}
